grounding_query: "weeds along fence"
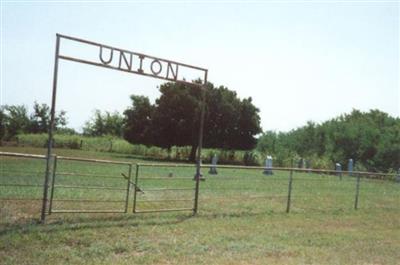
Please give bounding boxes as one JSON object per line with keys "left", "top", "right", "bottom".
{"left": 0, "top": 151, "right": 398, "bottom": 224}
{"left": 15, "top": 134, "right": 263, "bottom": 165}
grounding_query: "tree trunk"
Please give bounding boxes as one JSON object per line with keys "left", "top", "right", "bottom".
{"left": 167, "top": 147, "right": 171, "bottom": 160}
{"left": 189, "top": 144, "right": 197, "bottom": 162}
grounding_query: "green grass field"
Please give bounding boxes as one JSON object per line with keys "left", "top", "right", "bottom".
{"left": 0, "top": 146, "right": 399, "bottom": 265}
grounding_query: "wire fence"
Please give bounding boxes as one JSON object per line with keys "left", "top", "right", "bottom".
{"left": 0, "top": 151, "right": 399, "bottom": 224}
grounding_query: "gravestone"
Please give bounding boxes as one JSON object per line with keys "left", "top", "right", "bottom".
{"left": 348, "top": 159, "right": 353, "bottom": 176}
{"left": 335, "top": 163, "right": 342, "bottom": 178}
{"left": 297, "top": 158, "right": 303, "bottom": 168}
{"left": 263, "top": 156, "right": 273, "bottom": 175}
{"left": 209, "top": 154, "right": 218, "bottom": 175}
{"left": 396, "top": 168, "right": 400, "bottom": 183}
{"left": 305, "top": 160, "right": 311, "bottom": 173}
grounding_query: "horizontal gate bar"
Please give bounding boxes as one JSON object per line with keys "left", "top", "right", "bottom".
{"left": 0, "top": 170, "right": 44, "bottom": 175}
{"left": 135, "top": 208, "right": 193, "bottom": 213}
{"left": 57, "top": 155, "right": 131, "bottom": 165}
{"left": 137, "top": 199, "right": 194, "bottom": 203}
{"left": 0, "top": 183, "right": 43, "bottom": 187}
{"left": 200, "top": 187, "right": 286, "bottom": 191}
{"left": 0, "top": 152, "right": 46, "bottom": 159}
{"left": 51, "top": 199, "right": 125, "bottom": 203}
{"left": 0, "top": 197, "right": 42, "bottom": 201}
{"left": 142, "top": 188, "right": 195, "bottom": 191}
{"left": 200, "top": 195, "right": 287, "bottom": 201}
{"left": 56, "top": 172, "right": 121, "bottom": 179}
{"left": 138, "top": 163, "right": 195, "bottom": 168}
{"left": 140, "top": 177, "right": 193, "bottom": 180}
{"left": 205, "top": 177, "right": 289, "bottom": 181}
{"left": 51, "top": 210, "right": 125, "bottom": 213}
{"left": 54, "top": 185, "right": 125, "bottom": 191}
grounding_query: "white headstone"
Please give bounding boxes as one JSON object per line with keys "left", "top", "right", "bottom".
{"left": 263, "top": 155, "right": 273, "bottom": 175}
{"left": 336, "top": 163, "right": 342, "bottom": 179}
{"left": 348, "top": 159, "right": 353, "bottom": 176}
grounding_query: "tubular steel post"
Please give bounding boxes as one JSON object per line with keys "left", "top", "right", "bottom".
{"left": 48, "top": 155, "right": 58, "bottom": 215}
{"left": 286, "top": 160, "right": 294, "bottom": 213}
{"left": 132, "top": 164, "right": 140, "bottom": 213}
{"left": 41, "top": 34, "right": 60, "bottom": 223}
{"left": 354, "top": 173, "right": 361, "bottom": 210}
{"left": 124, "top": 164, "right": 133, "bottom": 213}
{"left": 193, "top": 78, "right": 208, "bottom": 215}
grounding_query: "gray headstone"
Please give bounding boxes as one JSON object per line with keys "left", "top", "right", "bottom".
{"left": 305, "top": 160, "right": 311, "bottom": 173}
{"left": 263, "top": 155, "right": 273, "bottom": 175}
{"left": 348, "top": 159, "right": 353, "bottom": 176}
{"left": 336, "top": 163, "right": 342, "bottom": 178}
{"left": 298, "top": 158, "right": 303, "bottom": 168}
{"left": 209, "top": 154, "right": 218, "bottom": 175}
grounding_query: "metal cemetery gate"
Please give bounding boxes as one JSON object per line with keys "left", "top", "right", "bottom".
{"left": 46, "top": 156, "right": 197, "bottom": 215}
{"left": 133, "top": 164, "right": 196, "bottom": 213}
{"left": 42, "top": 34, "right": 208, "bottom": 222}
{"left": 48, "top": 156, "right": 132, "bottom": 214}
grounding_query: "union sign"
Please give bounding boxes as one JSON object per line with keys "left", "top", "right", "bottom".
{"left": 58, "top": 34, "right": 208, "bottom": 86}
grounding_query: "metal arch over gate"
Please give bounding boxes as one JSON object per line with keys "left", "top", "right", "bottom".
{"left": 42, "top": 33, "right": 208, "bottom": 223}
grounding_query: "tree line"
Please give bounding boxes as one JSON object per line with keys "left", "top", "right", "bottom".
{"left": 0, "top": 102, "right": 71, "bottom": 140}
{"left": 257, "top": 109, "right": 400, "bottom": 172}
{"left": 1, "top": 81, "right": 262, "bottom": 162}
{"left": 1, "top": 82, "right": 398, "bottom": 172}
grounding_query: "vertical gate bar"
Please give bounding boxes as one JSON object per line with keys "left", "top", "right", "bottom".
{"left": 286, "top": 160, "right": 294, "bottom": 213}
{"left": 132, "top": 164, "right": 139, "bottom": 213}
{"left": 354, "top": 173, "right": 361, "bottom": 210}
{"left": 48, "top": 155, "right": 58, "bottom": 215}
{"left": 193, "top": 77, "right": 208, "bottom": 215}
{"left": 124, "top": 164, "right": 133, "bottom": 213}
{"left": 41, "top": 34, "right": 60, "bottom": 224}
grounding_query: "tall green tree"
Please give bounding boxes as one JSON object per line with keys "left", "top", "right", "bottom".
{"left": 0, "top": 102, "right": 68, "bottom": 140}
{"left": 123, "top": 96, "right": 155, "bottom": 145}
{"left": 29, "top": 102, "right": 67, "bottom": 134}
{"left": 83, "top": 110, "right": 124, "bottom": 137}
{"left": 123, "top": 81, "right": 262, "bottom": 161}
{"left": 2, "top": 105, "right": 30, "bottom": 140}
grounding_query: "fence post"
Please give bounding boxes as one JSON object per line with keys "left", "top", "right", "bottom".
{"left": 286, "top": 159, "right": 294, "bottom": 213}
{"left": 193, "top": 82, "right": 207, "bottom": 215}
{"left": 124, "top": 164, "right": 133, "bottom": 213}
{"left": 132, "top": 164, "right": 139, "bottom": 213}
{"left": 48, "top": 155, "right": 58, "bottom": 215}
{"left": 354, "top": 173, "right": 361, "bottom": 210}
{"left": 42, "top": 34, "right": 61, "bottom": 224}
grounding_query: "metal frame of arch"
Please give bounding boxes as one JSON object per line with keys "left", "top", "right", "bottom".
{"left": 41, "top": 33, "right": 208, "bottom": 223}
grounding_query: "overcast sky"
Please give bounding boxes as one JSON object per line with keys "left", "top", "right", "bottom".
{"left": 1, "top": 1, "right": 399, "bottom": 132}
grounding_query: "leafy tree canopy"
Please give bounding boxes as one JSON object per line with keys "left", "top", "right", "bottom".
{"left": 257, "top": 109, "right": 400, "bottom": 172}
{"left": 123, "top": 81, "right": 262, "bottom": 161}
{"left": 0, "top": 102, "right": 68, "bottom": 140}
{"left": 83, "top": 110, "right": 124, "bottom": 137}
